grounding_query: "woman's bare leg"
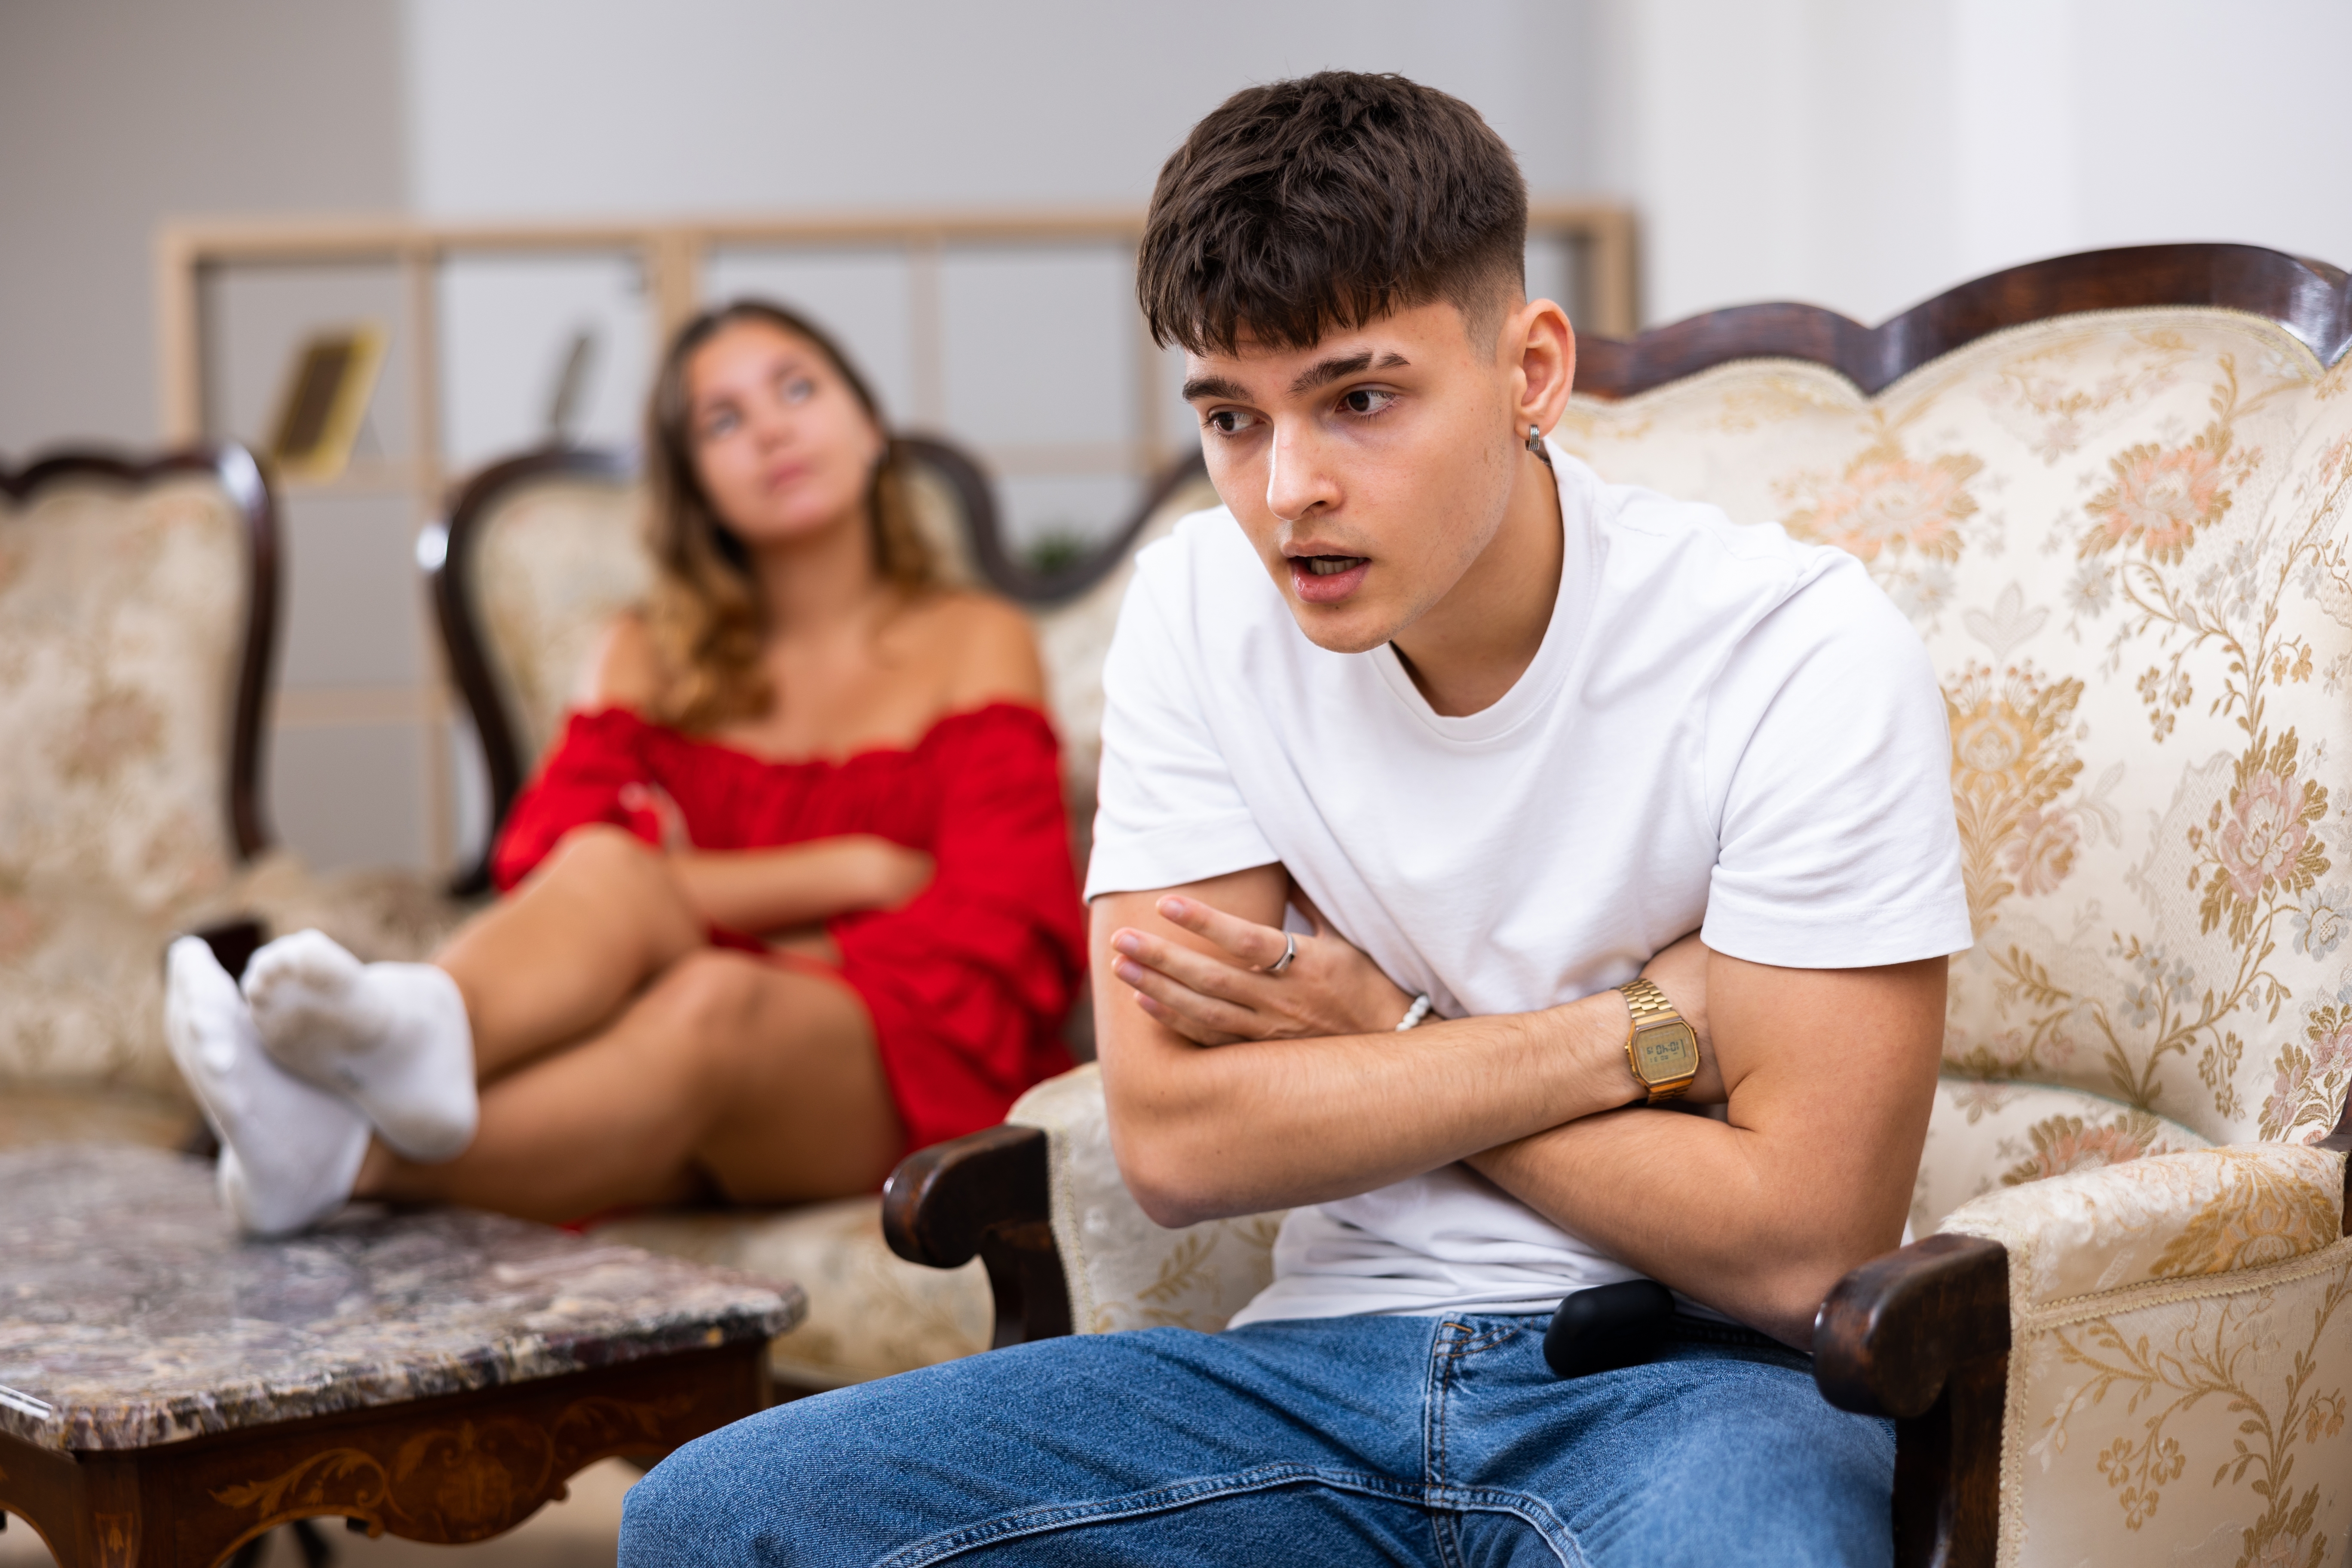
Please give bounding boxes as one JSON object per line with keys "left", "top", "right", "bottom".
{"left": 356, "top": 950, "right": 904, "bottom": 1222}
{"left": 436, "top": 825, "right": 706, "bottom": 1081}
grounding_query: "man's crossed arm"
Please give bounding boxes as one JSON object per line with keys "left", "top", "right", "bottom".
{"left": 1092, "top": 865, "right": 1947, "bottom": 1348}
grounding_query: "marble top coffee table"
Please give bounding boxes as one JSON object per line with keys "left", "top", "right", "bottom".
{"left": 0, "top": 1144, "right": 799, "bottom": 1567}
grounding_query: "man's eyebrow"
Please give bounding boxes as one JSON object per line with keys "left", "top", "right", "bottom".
{"left": 1180, "top": 374, "right": 1252, "bottom": 403}
{"left": 1290, "top": 350, "right": 1408, "bottom": 396}
{"left": 1181, "top": 351, "right": 1412, "bottom": 405}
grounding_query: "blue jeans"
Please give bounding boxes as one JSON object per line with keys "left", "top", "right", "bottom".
{"left": 621, "top": 1312, "right": 1893, "bottom": 1566}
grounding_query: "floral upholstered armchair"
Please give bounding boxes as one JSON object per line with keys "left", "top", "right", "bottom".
{"left": 884, "top": 245, "right": 2352, "bottom": 1568}
{"left": 0, "top": 447, "right": 464, "bottom": 1155}
{"left": 424, "top": 437, "right": 1218, "bottom": 1395}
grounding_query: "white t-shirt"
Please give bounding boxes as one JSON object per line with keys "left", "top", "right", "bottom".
{"left": 1084, "top": 447, "right": 1971, "bottom": 1326}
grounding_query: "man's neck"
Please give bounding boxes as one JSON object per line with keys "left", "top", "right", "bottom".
{"left": 1388, "top": 447, "right": 1565, "bottom": 717}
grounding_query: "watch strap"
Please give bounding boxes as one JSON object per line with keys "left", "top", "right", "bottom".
{"left": 1620, "top": 977, "right": 1680, "bottom": 1029}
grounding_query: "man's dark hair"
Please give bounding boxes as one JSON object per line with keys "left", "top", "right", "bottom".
{"left": 1139, "top": 72, "right": 1528, "bottom": 356}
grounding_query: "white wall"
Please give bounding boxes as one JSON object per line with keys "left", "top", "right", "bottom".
{"left": 14, "top": 0, "right": 2344, "bottom": 446}
{"left": 0, "top": 0, "right": 406, "bottom": 453}
{"left": 402, "top": 0, "right": 1595, "bottom": 215}
{"left": 401, "top": 0, "right": 1605, "bottom": 556}
{"left": 1594, "top": 0, "right": 2352, "bottom": 328}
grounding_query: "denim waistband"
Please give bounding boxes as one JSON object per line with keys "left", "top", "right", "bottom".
{"left": 1431, "top": 1307, "right": 1813, "bottom": 1377}
{"left": 1434, "top": 1309, "right": 1804, "bottom": 1356}
{"left": 1662, "top": 1311, "right": 1809, "bottom": 1357}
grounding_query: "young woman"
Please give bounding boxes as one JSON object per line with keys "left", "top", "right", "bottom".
{"left": 167, "top": 301, "right": 1087, "bottom": 1234}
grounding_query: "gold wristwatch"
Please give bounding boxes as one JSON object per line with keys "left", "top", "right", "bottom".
{"left": 1619, "top": 977, "right": 1700, "bottom": 1103}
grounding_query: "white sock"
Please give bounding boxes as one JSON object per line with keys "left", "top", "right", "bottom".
{"left": 242, "top": 928, "right": 479, "bottom": 1164}
{"left": 165, "top": 936, "right": 369, "bottom": 1237}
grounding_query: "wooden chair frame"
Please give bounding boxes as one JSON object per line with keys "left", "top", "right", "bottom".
{"left": 880, "top": 243, "right": 2352, "bottom": 1568}
{"left": 0, "top": 443, "right": 280, "bottom": 861}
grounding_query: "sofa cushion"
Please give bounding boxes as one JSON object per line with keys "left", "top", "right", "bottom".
{"left": 0, "top": 1086, "right": 197, "bottom": 1153}
{"left": 1940, "top": 1140, "right": 2345, "bottom": 1305}
{"left": 589, "top": 1197, "right": 990, "bottom": 1392}
{"left": 1915, "top": 1073, "right": 2209, "bottom": 1234}
{"left": 192, "top": 850, "right": 476, "bottom": 967}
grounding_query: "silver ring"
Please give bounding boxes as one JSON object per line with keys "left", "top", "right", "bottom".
{"left": 1266, "top": 931, "right": 1297, "bottom": 975}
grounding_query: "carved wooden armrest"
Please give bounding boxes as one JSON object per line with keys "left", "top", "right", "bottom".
{"left": 1814, "top": 1233, "right": 2009, "bottom": 1568}
{"left": 882, "top": 1125, "right": 1072, "bottom": 1346}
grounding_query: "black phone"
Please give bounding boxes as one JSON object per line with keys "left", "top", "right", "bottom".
{"left": 1543, "top": 1279, "right": 1675, "bottom": 1380}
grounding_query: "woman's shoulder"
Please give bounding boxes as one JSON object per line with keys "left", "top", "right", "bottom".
{"left": 897, "top": 589, "right": 1044, "bottom": 708}
{"left": 579, "top": 609, "right": 664, "bottom": 715}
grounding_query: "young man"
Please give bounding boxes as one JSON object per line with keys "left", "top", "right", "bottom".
{"left": 622, "top": 72, "right": 1967, "bottom": 1567}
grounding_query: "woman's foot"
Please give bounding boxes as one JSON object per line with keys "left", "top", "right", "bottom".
{"left": 242, "top": 930, "right": 479, "bottom": 1163}
{"left": 165, "top": 937, "right": 369, "bottom": 1236}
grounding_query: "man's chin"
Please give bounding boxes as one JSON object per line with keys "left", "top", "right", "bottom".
{"left": 1284, "top": 597, "right": 1409, "bottom": 656}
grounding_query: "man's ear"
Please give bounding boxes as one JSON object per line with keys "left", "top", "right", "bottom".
{"left": 1507, "top": 297, "right": 1577, "bottom": 439}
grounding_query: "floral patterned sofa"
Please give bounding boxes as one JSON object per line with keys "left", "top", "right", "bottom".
{"left": 426, "top": 439, "right": 1218, "bottom": 1393}
{"left": 885, "top": 245, "right": 2352, "bottom": 1568}
{"left": 0, "top": 447, "right": 464, "bottom": 1155}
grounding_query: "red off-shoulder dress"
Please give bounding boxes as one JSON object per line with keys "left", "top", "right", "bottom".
{"left": 490, "top": 701, "right": 1087, "bottom": 1155}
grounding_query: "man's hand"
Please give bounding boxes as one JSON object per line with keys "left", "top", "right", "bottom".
{"left": 1109, "top": 888, "right": 1418, "bottom": 1044}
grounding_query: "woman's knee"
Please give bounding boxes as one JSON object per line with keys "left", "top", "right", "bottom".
{"left": 634, "top": 950, "right": 777, "bottom": 1062}
{"left": 537, "top": 823, "right": 665, "bottom": 889}
{"left": 530, "top": 825, "right": 697, "bottom": 929}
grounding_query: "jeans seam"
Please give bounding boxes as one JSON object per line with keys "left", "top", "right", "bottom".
{"left": 1423, "top": 1486, "right": 1590, "bottom": 1568}
{"left": 1456, "top": 1323, "right": 1525, "bottom": 1357}
{"left": 1422, "top": 1320, "right": 1586, "bottom": 1568}
{"left": 870, "top": 1464, "right": 1435, "bottom": 1568}
{"left": 1429, "top": 1326, "right": 1463, "bottom": 1568}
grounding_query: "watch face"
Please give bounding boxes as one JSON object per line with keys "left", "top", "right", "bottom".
{"left": 1633, "top": 1022, "right": 1699, "bottom": 1083}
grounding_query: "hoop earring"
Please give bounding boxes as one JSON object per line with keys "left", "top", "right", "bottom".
{"left": 1525, "top": 423, "right": 1544, "bottom": 454}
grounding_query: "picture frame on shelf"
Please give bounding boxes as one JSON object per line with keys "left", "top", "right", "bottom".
{"left": 266, "top": 322, "right": 387, "bottom": 484}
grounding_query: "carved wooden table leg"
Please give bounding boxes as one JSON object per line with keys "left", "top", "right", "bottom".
{"left": 0, "top": 1433, "right": 85, "bottom": 1565}
{"left": 0, "top": 1341, "right": 764, "bottom": 1567}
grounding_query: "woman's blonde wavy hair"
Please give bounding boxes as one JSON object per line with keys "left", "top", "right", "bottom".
{"left": 642, "top": 300, "right": 937, "bottom": 730}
